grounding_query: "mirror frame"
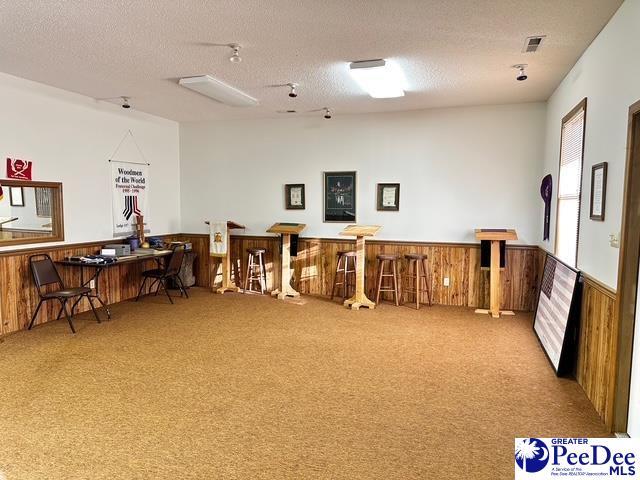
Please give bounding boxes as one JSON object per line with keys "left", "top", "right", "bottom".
{"left": 0, "top": 179, "right": 64, "bottom": 247}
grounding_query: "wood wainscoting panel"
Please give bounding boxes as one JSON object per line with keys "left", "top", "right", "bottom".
{"left": 576, "top": 275, "right": 617, "bottom": 429}
{"left": 0, "top": 235, "right": 540, "bottom": 336}
{"left": 176, "top": 234, "right": 540, "bottom": 312}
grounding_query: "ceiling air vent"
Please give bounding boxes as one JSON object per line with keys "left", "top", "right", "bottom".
{"left": 522, "top": 35, "right": 546, "bottom": 53}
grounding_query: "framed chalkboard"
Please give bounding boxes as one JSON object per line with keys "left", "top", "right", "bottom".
{"left": 533, "top": 253, "right": 582, "bottom": 376}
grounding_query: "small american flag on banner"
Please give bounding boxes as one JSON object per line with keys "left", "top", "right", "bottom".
{"left": 534, "top": 255, "right": 579, "bottom": 371}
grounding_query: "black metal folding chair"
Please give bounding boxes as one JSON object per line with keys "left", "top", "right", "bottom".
{"left": 28, "top": 254, "right": 101, "bottom": 334}
{"left": 135, "top": 246, "right": 188, "bottom": 304}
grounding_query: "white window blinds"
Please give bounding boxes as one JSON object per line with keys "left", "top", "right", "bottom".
{"left": 556, "top": 103, "right": 586, "bottom": 267}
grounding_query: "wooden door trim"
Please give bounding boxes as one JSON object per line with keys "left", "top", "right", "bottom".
{"left": 613, "top": 99, "right": 640, "bottom": 433}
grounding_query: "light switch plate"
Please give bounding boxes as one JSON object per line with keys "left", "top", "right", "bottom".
{"left": 609, "top": 233, "right": 620, "bottom": 248}
{"left": 89, "top": 279, "right": 95, "bottom": 289}
{"left": 444, "top": 277, "right": 450, "bottom": 287}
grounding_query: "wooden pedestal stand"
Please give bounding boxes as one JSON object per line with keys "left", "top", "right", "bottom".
{"left": 207, "top": 221, "right": 245, "bottom": 294}
{"left": 474, "top": 228, "right": 518, "bottom": 318}
{"left": 339, "top": 225, "right": 382, "bottom": 310}
{"left": 267, "top": 222, "right": 306, "bottom": 300}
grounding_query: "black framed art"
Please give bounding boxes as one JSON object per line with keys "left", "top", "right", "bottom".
{"left": 285, "top": 184, "right": 305, "bottom": 210}
{"left": 323, "top": 171, "right": 356, "bottom": 223}
{"left": 590, "top": 162, "right": 607, "bottom": 221}
{"left": 9, "top": 186, "right": 24, "bottom": 206}
{"left": 376, "top": 183, "right": 400, "bottom": 211}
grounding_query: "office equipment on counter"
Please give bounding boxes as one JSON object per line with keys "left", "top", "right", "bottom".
{"left": 148, "top": 236, "right": 165, "bottom": 248}
{"left": 127, "top": 236, "right": 140, "bottom": 251}
{"left": 102, "top": 244, "right": 131, "bottom": 257}
{"left": 267, "top": 222, "right": 307, "bottom": 300}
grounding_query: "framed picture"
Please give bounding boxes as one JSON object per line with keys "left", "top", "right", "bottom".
{"left": 377, "top": 183, "right": 400, "bottom": 211}
{"left": 323, "top": 171, "right": 356, "bottom": 223}
{"left": 9, "top": 186, "right": 24, "bottom": 207}
{"left": 590, "top": 162, "right": 607, "bottom": 221}
{"left": 285, "top": 184, "right": 305, "bottom": 210}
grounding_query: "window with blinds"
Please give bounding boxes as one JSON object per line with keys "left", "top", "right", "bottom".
{"left": 556, "top": 99, "right": 586, "bottom": 267}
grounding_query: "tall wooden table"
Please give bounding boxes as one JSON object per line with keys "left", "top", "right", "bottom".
{"left": 267, "top": 222, "right": 306, "bottom": 300}
{"left": 339, "top": 225, "right": 382, "bottom": 310}
{"left": 208, "top": 220, "right": 245, "bottom": 294}
{"left": 474, "top": 228, "right": 518, "bottom": 318}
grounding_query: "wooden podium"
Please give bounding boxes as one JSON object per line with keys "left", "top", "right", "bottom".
{"left": 267, "top": 222, "right": 306, "bottom": 300}
{"left": 474, "top": 228, "right": 518, "bottom": 318}
{"left": 339, "top": 225, "right": 382, "bottom": 310}
{"left": 207, "top": 221, "right": 245, "bottom": 294}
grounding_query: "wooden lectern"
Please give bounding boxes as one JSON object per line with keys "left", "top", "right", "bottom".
{"left": 474, "top": 228, "right": 518, "bottom": 318}
{"left": 208, "top": 221, "right": 245, "bottom": 294}
{"left": 267, "top": 222, "right": 306, "bottom": 300}
{"left": 339, "top": 225, "right": 382, "bottom": 310}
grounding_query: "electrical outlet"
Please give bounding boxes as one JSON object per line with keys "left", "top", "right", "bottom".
{"left": 443, "top": 277, "right": 450, "bottom": 287}
{"left": 89, "top": 279, "right": 95, "bottom": 289}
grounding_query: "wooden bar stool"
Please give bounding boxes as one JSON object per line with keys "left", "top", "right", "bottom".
{"left": 403, "top": 253, "right": 432, "bottom": 309}
{"left": 375, "top": 254, "right": 401, "bottom": 306}
{"left": 244, "top": 248, "right": 268, "bottom": 294}
{"left": 331, "top": 251, "right": 357, "bottom": 302}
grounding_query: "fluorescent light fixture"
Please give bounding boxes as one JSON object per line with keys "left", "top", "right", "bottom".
{"left": 349, "top": 59, "right": 405, "bottom": 98}
{"left": 178, "top": 75, "right": 258, "bottom": 107}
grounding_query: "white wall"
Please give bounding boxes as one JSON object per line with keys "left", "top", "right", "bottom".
{"left": 180, "top": 103, "right": 546, "bottom": 245}
{"left": 0, "top": 72, "right": 181, "bottom": 251}
{"left": 541, "top": 0, "right": 640, "bottom": 289}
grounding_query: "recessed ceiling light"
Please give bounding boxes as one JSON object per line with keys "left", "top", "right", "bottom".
{"left": 349, "top": 59, "right": 405, "bottom": 98}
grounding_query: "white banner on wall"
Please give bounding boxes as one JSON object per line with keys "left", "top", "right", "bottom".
{"left": 111, "top": 160, "right": 149, "bottom": 236}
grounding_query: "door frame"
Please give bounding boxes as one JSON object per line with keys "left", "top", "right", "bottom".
{"left": 613, "top": 99, "right": 640, "bottom": 433}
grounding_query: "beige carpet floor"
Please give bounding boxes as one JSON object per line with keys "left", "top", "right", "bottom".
{"left": 0, "top": 288, "right": 608, "bottom": 480}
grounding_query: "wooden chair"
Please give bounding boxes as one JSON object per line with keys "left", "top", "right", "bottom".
{"left": 403, "top": 253, "right": 432, "bottom": 309}
{"left": 28, "top": 254, "right": 101, "bottom": 333}
{"left": 136, "top": 246, "right": 188, "bottom": 304}
{"left": 375, "top": 254, "right": 401, "bottom": 306}
{"left": 244, "top": 248, "right": 268, "bottom": 294}
{"left": 331, "top": 251, "right": 357, "bottom": 301}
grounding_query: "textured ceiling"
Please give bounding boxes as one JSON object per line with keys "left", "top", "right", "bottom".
{"left": 0, "top": 0, "right": 623, "bottom": 122}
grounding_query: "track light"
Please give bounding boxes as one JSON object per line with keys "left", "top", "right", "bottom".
{"left": 121, "top": 96, "right": 131, "bottom": 109}
{"left": 229, "top": 43, "right": 242, "bottom": 63}
{"left": 287, "top": 83, "right": 298, "bottom": 98}
{"left": 323, "top": 108, "right": 332, "bottom": 119}
{"left": 513, "top": 64, "right": 528, "bottom": 81}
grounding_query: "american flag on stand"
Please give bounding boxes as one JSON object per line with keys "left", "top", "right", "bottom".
{"left": 534, "top": 255, "right": 579, "bottom": 371}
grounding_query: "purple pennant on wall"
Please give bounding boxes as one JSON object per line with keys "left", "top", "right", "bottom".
{"left": 540, "top": 174, "right": 553, "bottom": 241}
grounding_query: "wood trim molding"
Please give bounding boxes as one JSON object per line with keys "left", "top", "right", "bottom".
{"left": 0, "top": 232, "right": 177, "bottom": 257}
{"left": 0, "top": 233, "right": 540, "bottom": 258}
{"left": 581, "top": 272, "right": 617, "bottom": 300}
{"left": 613, "top": 98, "right": 640, "bottom": 433}
{"left": 180, "top": 233, "right": 539, "bottom": 251}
